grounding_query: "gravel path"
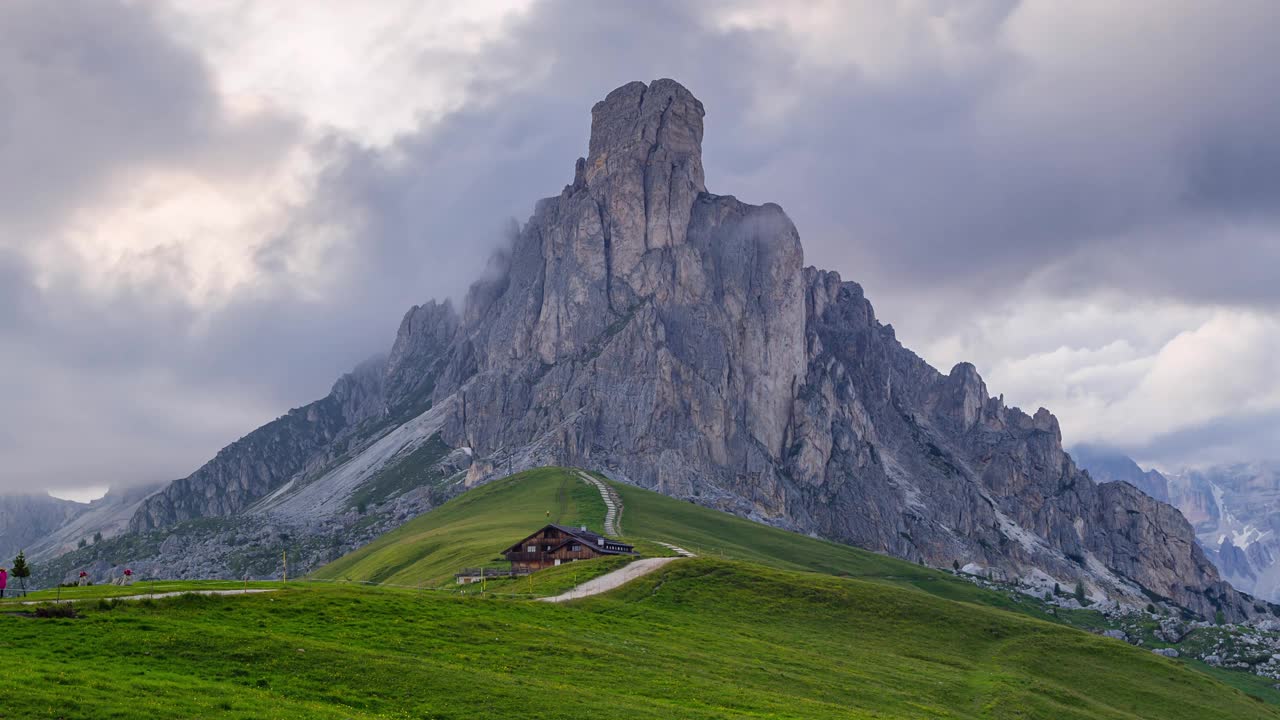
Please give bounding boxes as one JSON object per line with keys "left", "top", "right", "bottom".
{"left": 21, "top": 588, "right": 277, "bottom": 605}
{"left": 540, "top": 471, "right": 697, "bottom": 603}
{"left": 535, "top": 471, "right": 706, "bottom": 599}
{"left": 537, "top": 557, "right": 682, "bottom": 603}
{"left": 655, "top": 541, "right": 696, "bottom": 557}
{"left": 577, "top": 471, "right": 623, "bottom": 535}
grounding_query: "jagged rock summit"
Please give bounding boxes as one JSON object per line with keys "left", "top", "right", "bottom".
{"left": 116, "top": 79, "right": 1258, "bottom": 622}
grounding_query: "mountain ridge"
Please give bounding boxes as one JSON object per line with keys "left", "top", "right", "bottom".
{"left": 61, "top": 78, "right": 1262, "bottom": 622}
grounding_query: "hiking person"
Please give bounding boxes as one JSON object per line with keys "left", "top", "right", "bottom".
{"left": 0, "top": 567, "right": 7, "bottom": 598}
{"left": 123, "top": 568, "right": 134, "bottom": 586}
{"left": 78, "top": 571, "right": 88, "bottom": 587}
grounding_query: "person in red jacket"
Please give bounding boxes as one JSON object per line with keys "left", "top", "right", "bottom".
{"left": 0, "top": 567, "right": 8, "bottom": 599}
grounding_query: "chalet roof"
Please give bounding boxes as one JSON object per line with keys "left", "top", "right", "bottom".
{"left": 549, "top": 524, "right": 611, "bottom": 546}
{"left": 504, "top": 523, "right": 636, "bottom": 555}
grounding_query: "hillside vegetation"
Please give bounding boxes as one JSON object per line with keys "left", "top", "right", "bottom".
{"left": 316, "top": 468, "right": 1059, "bottom": 618}
{"left": 3, "top": 562, "right": 1276, "bottom": 719}
{"left": 313, "top": 468, "right": 610, "bottom": 586}
{"left": 5, "top": 467, "right": 1276, "bottom": 718}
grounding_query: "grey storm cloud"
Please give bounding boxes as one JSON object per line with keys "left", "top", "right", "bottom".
{"left": 0, "top": 0, "right": 294, "bottom": 239}
{"left": 1123, "top": 408, "right": 1280, "bottom": 471}
{"left": 2, "top": 0, "right": 1279, "bottom": 495}
{"left": 440, "top": 0, "right": 1280, "bottom": 315}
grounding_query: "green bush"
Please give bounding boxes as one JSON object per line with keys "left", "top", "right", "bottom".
{"left": 34, "top": 603, "right": 78, "bottom": 619}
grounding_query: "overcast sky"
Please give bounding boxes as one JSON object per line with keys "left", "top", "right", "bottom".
{"left": 3, "top": 0, "right": 1278, "bottom": 501}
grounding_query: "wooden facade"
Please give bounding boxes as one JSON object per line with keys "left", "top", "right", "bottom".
{"left": 503, "top": 524, "right": 636, "bottom": 573}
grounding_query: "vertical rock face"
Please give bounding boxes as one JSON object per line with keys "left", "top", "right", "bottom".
{"left": 115, "top": 79, "right": 1261, "bottom": 620}
{"left": 427, "top": 79, "right": 804, "bottom": 507}
{"left": 385, "top": 300, "right": 459, "bottom": 406}
{"left": 583, "top": 79, "right": 706, "bottom": 305}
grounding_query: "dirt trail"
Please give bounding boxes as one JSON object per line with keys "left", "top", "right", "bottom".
{"left": 537, "top": 557, "right": 682, "bottom": 603}
{"left": 577, "top": 471, "right": 622, "bottom": 535}
{"left": 655, "top": 541, "right": 696, "bottom": 557}
{"left": 538, "top": 474, "right": 700, "bottom": 603}
{"left": 21, "top": 588, "right": 277, "bottom": 605}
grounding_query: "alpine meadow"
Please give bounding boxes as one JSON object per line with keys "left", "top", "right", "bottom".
{"left": 4, "top": 3, "right": 1280, "bottom": 719}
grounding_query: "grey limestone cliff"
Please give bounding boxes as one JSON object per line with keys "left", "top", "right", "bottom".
{"left": 105, "top": 79, "right": 1260, "bottom": 621}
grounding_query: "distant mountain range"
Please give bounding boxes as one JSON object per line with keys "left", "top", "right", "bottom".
{"left": 25, "top": 79, "right": 1266, "bottom": 623}
{"left": 0, "top": 483, "right": 164, "bottom": 565}
{"left": 1074, "top": 446, "right": 1280, "bottom": 604}
{"left": 0, "top": 493, "right": 82, "bottom": 562}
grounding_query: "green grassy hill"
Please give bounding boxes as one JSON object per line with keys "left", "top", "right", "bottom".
{"left": 315, "top": 467, "right": 1055, "bottom": 618}
{"left": 6, "top": 466, "right": 1276, "bottom": 718}
{"left": 313, "top": 467, "right": 611, "bottom": 586}
{"left": 2, "top": 562, "right": 1275, "bottom": 719}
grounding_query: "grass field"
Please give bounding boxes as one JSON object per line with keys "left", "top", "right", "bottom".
{"left": 312, "top": 468, "right": 612, "bottom": 587}
{"left": 318, "top": 467, "right": 1059, "bottom": 620}
{"left": 3, "top": 561, "right": 1276, "bottom": 719}
{"left": 4, "top": 580, "right": 283, "bottom": 604}
{"left": 6, "top": 466, "right": 1276, "bottom": 718}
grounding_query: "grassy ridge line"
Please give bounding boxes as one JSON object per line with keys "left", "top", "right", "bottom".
{"left": 312, "top": 468, "right": 608, "bottom": 586}
{"left": 604, "top": 469, "right": 1066, "bottom": 618}
{"left": 315, "top": 467, "right": 1069, "bottom": 620}
{"left": 2, "top": 560, "right": 1275, "bottom": 719}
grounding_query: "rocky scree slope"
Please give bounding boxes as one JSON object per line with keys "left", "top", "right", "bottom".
{"left": 25, "top": 483, "right": 163, "bottom": 561}
{"left": 112, "top": 79, "right": 1257, "bottom": 621}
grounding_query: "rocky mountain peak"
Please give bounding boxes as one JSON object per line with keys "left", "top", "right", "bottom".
{"left": 571, "top": 79, "right": 710, "bottom": 308}
{"left": 112, "top": 79, "right": 1266, "bottom": 623}
{"left": 385, "top": 299, "right": 459, "bottom": 403}
{"left": 943, "top": 362, "right": 990, "bottom": 430}
{"left": 584, "top": 78, "right": 705, "bottom": 190}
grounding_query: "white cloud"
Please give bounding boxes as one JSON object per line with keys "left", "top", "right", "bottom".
{"left": 918, "top": 298, "right": 1280, "bottom": 455}
{"left": 163, "top": 0, "right": 535, "bottom": 147}
{"left": 2, "top": 0, "right": 1278, "bottom": 496}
